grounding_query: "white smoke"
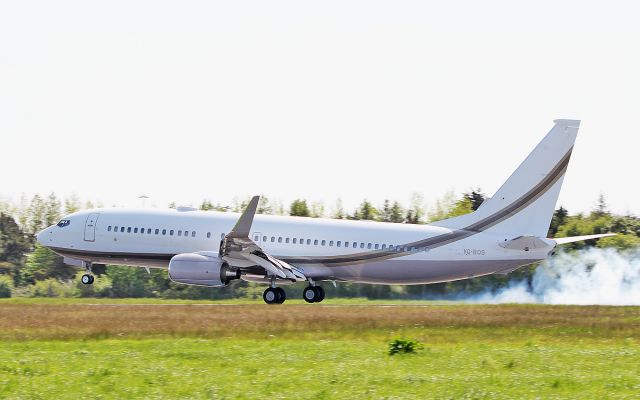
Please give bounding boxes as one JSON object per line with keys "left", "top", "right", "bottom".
{"left": 463, "top": 248, "right": 640, "bottom": 305}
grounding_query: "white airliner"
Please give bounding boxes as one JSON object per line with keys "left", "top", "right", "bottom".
{"left": 37, "top": 119, "right": 613, "bottom": 304}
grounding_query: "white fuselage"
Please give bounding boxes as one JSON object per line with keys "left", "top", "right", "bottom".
{"left": 37, "top": 208, "right": 550, "bottom": 285}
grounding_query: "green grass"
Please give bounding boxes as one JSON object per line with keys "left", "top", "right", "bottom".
{"left": 0, "top": 300, "right": 638, "bottom": 399}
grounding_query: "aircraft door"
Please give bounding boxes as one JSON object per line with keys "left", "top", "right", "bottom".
{"left": 84, "top": 213, "right": 100, "bottom": 242}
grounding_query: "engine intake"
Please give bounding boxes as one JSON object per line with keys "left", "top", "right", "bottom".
{"left": 168, "top": 253, "right": 239, "bottom": 287}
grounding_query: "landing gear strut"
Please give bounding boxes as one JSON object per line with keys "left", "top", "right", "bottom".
{"left": 81, "top": 261, "right": 94, "bottom": 285}
{"left": 303, "top": 285, "right": 325, "bottom": 303}
{"left": 263, "top": 287, "right": 286, "bottom": 304}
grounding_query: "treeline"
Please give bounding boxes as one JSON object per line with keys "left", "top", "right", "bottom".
{"left": 0, "top": 192, "right": 638, "bottom": 299}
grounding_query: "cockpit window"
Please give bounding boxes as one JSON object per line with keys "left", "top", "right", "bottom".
{"left": 57, "top": 220, "right": 71, "bottom": 227}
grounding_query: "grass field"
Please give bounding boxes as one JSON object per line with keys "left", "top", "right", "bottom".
{"left": 0, "top": 299, "right": 639, "bottom": 399}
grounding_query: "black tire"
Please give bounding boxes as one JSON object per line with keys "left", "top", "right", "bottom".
{"left": 303, "top": 286, "right": 317, "bottom": 303}
{"left": 89, "top": 275, "right": 95, "bottom": 284}
{"left": 81, "top": 274, "right": 92, "bottom": 285}
{"left": 263, "top": 288, "right": 278, "bottom": 304}
{"left": 314, "top": 286, "right": 325, "bottom": 303}
{"left": 275, "top": 287, "right": 286, "bottom": 304}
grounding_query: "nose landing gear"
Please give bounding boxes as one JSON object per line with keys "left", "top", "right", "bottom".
{"left": 81, "top": 261, "right": 95, "bottom": 285}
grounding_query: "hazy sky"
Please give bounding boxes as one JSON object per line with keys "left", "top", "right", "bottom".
{"left": 1, "top": 1, "right": 638, "bottom": 215}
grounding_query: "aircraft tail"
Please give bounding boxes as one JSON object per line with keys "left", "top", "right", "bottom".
{"left": 432, "top": 119, "right": 580, "bottom": 238}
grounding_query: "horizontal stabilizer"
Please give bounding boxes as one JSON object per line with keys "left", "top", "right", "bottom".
{"left": 552, "top": 233, "right": 616, "bottom": 245}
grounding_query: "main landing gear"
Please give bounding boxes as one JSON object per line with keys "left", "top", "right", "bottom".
{"left": 303, "top": 285, "right": 325, "bottom": 303}
{"left": 261, "top": 284, "right": 326, "bottom": 304}
{"left": 263, "top": 287, "right": 286, "bottom": 304}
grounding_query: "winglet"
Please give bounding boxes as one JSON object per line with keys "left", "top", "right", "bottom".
{"left": 228, "top": 195, "right": 260, "bottom": 238}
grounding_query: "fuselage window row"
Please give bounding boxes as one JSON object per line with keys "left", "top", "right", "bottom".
{"left": 107, "top": 225, "right": 201, "bottom": 238}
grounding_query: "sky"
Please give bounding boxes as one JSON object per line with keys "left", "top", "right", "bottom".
{"left": 1, "top": 1, "right": 638, "bottom": 215}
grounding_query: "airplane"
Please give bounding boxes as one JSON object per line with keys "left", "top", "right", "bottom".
{"left": 36, "top": 119, "right": 614, "bottom": 304}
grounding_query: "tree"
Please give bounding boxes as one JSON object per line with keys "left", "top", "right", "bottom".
{"left": 310, "top": 201, "right": 324, "bottom": 218}
{"left": 465, "top": 189, "right": 486, "bottom": 211}
{"left": 45, "top": 193, "right": 61, "bottom": 226}
{"left": 64, "top": 194, "right": 81, "bottom": 214}
{"left": 331, "top": 199, "right": 345, "bottom": 219}
{"left": 26, "top": 194, "right": 46, "bottom": 235}
{"left": 593, "top": 192, "right": 609, "bottom": 216}
{"left": 289, "top": 199, "right": 310, "bottom": 217}
{"left": 548, "top": 206, "right": 568, "bottom": 237}
{"left": 351, "top": 200, "right": 378, "bottom": 221}
{"left": 0, "top": 213, "right": 31, "bottom": 266}
{"left": 23, "top": 243, "right": 75, "bottom": 283}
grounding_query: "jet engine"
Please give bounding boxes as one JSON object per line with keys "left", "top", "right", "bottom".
{"left": 168, "top": 253, "right": 240, "bottom": 287}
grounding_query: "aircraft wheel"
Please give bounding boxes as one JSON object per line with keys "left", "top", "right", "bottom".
{"left": 275, "top": 287, "right": 286, "bottom": 304}
{"left": 263, "top": 287, "right": 280, "bottom": 304}
{"left": 314, "top": 286, "right": 325, "bottom": 303}
{"left": 303, "top": 286, "right": 318, "bottom": 303}
{"left": 81, "top": 274, "right": 93, "bottom": 285}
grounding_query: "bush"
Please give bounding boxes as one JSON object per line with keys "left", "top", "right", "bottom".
{"left": 388, "top": 338, "right": 423, "bottom": 355}
{"left": 32, "top": 279, "right": 73, "bottom": 297}
{"left": 0, "top": 276, "right": 13, "bottom": 298}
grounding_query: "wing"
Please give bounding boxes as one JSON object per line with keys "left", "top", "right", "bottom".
{"left": 221, "top": 195, "right": 306, "bottom": 281}
{"left": 552, "top": 233, "right": 616, "bottom": 245}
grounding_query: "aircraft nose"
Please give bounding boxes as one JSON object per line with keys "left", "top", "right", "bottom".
{"left": 36, "top": 228, "right": 51, "bottom": 246}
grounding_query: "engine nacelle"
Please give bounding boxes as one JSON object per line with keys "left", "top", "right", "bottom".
{"left": 168, "top": 253, "right": 239, "bottom": 287}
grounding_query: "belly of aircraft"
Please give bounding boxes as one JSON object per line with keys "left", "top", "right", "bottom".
{"left": 324, "top": 259, "right": 540, "bottom": 285}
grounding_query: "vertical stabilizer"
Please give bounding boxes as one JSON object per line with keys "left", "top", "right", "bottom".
{"left": 432, "top": 119, "right": 580, "bottom": 237}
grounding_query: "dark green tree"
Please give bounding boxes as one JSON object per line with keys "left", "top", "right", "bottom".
{"left": 289, "top": 199, "right": 310, "bottom": 217}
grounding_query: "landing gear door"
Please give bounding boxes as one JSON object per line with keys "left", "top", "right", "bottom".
{"left": 84, "top": 213, "right": 100, "bottom": 242}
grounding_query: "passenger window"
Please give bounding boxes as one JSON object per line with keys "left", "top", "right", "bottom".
{"left": 271, "top": 237, "right": 275, "bottom": 242}
{"left": 299, "top": 238, "right": 304, "bottom": 244}
{"left": 178, "top": 230, "right": 182, "bottom": 236}
{"left": 329, "top": 241, "right": 333, "bottom": 246}
{"left": 337, "top": 241, "right": 341, "bottom": 247}
{"left": 184, "top": 231, "right": 189, "bottom": 236}
{"left": 108, "top": 226, "right": 112, "bottom": 232}
{"left": 134, "top": 228, "right": 138, "bottom": 233}
{"left": 360, "top": 243, "right": 364, "bottom": 249}
{"left": 344, "top": 241, "right": 349, "bottom": 247}
{"left": 120, "top": 227, "right": 125, "bottom": 233}
{"left": 321, "top": 240, "right": 326, "bottom": 246}
{"left": 192, "top": 231, "right": 196, "bottom": 237}
{"left": 375, "top": 244, "right": 379, "bottom": 250}
{"left": 147, "top": 228, "right": 151, "bottom": 234}
{"left": 162, "top": 229, "right": 166, "bottom": 235}
{"left": 314, "top": 240, "right": 318, "bottom": 245}
{"left": 293, "top": 238, "right": 297, "bottom": 244}
{"left": 382, "top": 244, "right": 386, "bottom": 249}
{"left": 140, "top": 227, "right": 144, "bottom": 234}
{"left": 155, "top": 229, "right": 159, "bottom": 235}
{"left": 353, "top": 242, "right": 357, "bottom": 248}
{"left": 114, "top": 226, "right": 118, "bottom": 232}
{"left": 307, "top": 239, "right": 311, "bottom": 245}
{"left": 254, "top": 234, "right": 259, "bottom": 241}
{"left": 263, "top": 236, "right": 267, "bottom": 242}
{"left": 285, "top": 238, "right": 290, "bottom": 244}
{"left": 207, "top": 232, "right": 211, "bottom": 239}
{"left": 170, "top": 230, "right": 174, "bottom": 236}
{"left": 278, "top": 237, "right": 282, "bottom": 243}
{"left": 126, "top": 227, "right": 131, "bottom": 233}
{"left": 367, "top": 243, "right": 372, "bottom": 249}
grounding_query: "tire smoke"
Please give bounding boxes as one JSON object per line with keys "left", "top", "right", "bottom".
{"left": 463, "top": 248, "right": 640, "bottom": 305}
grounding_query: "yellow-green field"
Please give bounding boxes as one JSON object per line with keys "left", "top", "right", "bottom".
{"left": 0, "top": 299, "right": 639, "bottom": 399}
